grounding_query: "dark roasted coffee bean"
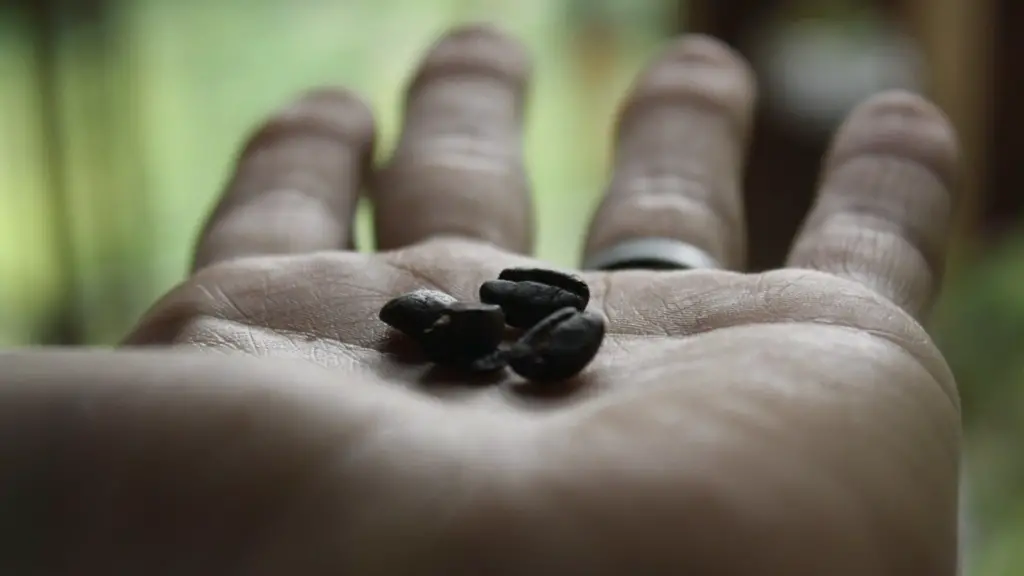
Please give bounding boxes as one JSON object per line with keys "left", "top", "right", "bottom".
{"left": 421, "top": 302, "right": 506, "bottom": 365}
{"left": 479, "top": 279, "right": 585, "bottom": 329}
{"left": 379, "top": 289, "right": 458, "bottom": 338}
{"left": 498, "top": 267, "right": 590, "bottom": 305}
{"left": 507, "top": 307, "right": 605, "bottom": 382}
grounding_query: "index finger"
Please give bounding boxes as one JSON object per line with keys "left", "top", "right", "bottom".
{"left": 192, "top": 89, "right": 376, "bottom": 272}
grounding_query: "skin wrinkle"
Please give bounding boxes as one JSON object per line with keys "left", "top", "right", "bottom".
{"left": 804, "top": 157, "right": 949, "bottom": 273}
{"left": 556, "top": 324, "right": 958, "bottom": 459}
{"left": 789, "top": 221, "right": 936, "bottom": 317}
{"left": 790, "top": 220, "right": 935, "bottom": 318}
{"left": 600, "top": 267, "right": 950, "bottom": 390}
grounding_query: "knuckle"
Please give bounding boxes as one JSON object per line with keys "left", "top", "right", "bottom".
{"left": 800, "top": 198, "right": 944, "bottom": 278}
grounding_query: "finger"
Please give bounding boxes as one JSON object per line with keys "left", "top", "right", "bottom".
{"left": 583, "top": 36, "right": 756, "bottom": 270}
{"left": 373, "top": 23, "right": 534, "bottom": 253}
{"left": 193, "top": 88, "right": 376, "bottom": 272}
{"left": 786, "top": 91, "right": 960, "bottom": 319}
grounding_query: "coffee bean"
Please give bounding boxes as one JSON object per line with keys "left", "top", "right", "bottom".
{"left": 379, "top": 289, "right": 458, "bottom": 338}
{"left": 421, "top": 302, "right": 506, "bottom": 365}
{"left": 507, "top": 307, "right": 605, "bottom": 382}
{"left": 497, "top": 267, "right": 590, "bottom": 305}
{"left": 479, "top": 279, "right": 585, "bottom": 329}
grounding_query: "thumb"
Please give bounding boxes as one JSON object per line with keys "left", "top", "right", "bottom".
{"left": 0, "top": 350, "right": 375, "bottom": 574}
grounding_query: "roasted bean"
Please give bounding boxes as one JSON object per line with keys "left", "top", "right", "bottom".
{"left": 497, "top": 267, "right": 590, "bottom": 305}
{"left": 379, "top": 289, "right": 458, "bottom": 338}
{"left": 479, "top": 279, "right": 585, "bottom": 329}
{"left": 507, "top": 307, "right": 605, "bottom": 382}
{"left": 420, "top": 302, "right": 506, "bottom": 365}
{"left": 381, "top": 272, "right": 604, "bottom": 381}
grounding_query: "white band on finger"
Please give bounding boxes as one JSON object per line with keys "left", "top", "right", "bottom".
{"left": 583, "top": 238, "right": 722, "bottom": 271}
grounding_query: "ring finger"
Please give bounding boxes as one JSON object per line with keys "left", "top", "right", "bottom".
{"left": 582, "top": 36, "right": 756, "bottom": 272}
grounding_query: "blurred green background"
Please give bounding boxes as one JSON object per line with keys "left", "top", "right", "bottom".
{"left": 0, "top": 0, "right": 1019, "bottom": 573}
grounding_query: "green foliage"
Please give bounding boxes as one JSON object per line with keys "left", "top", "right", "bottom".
{"left": 0, "top": 0, "right": 675, "bottom": 343}
{"left": 932, "top": 237, "right": 1024, "bottom": 567}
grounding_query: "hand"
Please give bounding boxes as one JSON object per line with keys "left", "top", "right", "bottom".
{"left": 0, "top": 25, "right": 961, "bottom": 575}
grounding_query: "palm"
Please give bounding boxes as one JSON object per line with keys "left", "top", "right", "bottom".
{"left": 130, "top": 236, "right": 940, "bottom": 391}
{"left": 123, "top": 238, "right": 956, "bottom": 574}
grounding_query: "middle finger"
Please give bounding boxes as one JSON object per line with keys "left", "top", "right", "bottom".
{"left": 373, "top": 24, "right": 534, "bottom": 254}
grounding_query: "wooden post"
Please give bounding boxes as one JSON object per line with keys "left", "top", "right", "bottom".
{"left": 26, "top": 0, "right": 83, "bottom": 344}
{"left": 903, "top": 0, "right": 989, "bottom": 269}
{"left": 985, "top": 0, "right": 1020, "bottom": 242}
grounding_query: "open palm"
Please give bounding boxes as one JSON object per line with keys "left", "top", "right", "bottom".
{"left": 2, "top": 25, "right": 961, "bottom": 576}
